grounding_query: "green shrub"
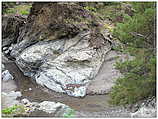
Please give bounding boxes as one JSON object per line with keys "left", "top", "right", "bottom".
{"left": 63, "top": 108, "right": 75, "bottom": 118}
{"left": 20, "top": 10, "right": 29, "bottom": 15}
{"left": 5, "top": 8, "right": 16, "bottom": 14}
{"left": 110, "top": 76, "right": 156, "bottom": 105}
{"left": 111, "top": 50, "right": 156, "bottom": 105}
{"left": 3, "top": 4, "right": 32, "bottom": 15}
{"left": 84, "top": 6, "right": 97, "bottom": 12}
{"left": 113, "top": 2, "right": 156, "bottom": 48}
{"left": 110, "top": 2, "right": 156, "bottom": 105}
{"left": 2, "top": 105, "right": 25, "bottom": 115}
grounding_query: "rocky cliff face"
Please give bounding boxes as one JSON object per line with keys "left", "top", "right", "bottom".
{"left": 2, "top": 3, "right": 118, "bottom": 97}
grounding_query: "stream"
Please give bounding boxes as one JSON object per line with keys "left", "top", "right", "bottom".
{"left": 4, "top": 62, "right": 112, "bottom": 112}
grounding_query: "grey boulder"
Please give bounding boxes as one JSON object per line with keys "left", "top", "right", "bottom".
{"left": 2, "top": 70, "right": 14, "bottom": 81}
{"left": 15, "top": 31, "right": 111, "bottom": 97}
{"left": 38, "top": 101, "right": 70, "bottom": 114}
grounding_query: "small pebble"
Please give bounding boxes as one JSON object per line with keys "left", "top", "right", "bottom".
{"left": 3, "top": 47, "right": 8, "bottom": 51}
{"left": 4, "top": 50, "right": 9, "bottom": 54}
{"left": 21, "top": 98, "right": 30, "bottom": 105}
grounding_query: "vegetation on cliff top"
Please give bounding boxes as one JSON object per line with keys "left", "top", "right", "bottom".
{"left": 110, "top": 2, "right": 156, "bottom": 105}
{"left": 2, "top": 2, "right": 32, "bottom": 15}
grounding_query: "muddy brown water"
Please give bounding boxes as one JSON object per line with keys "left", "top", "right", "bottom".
{"left": 4, "top": 62, "right": 111, "bottom": 112}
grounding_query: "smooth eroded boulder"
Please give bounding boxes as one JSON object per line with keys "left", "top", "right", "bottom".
{"left": 16, "top": 31, "right": 111, "bottom": 97}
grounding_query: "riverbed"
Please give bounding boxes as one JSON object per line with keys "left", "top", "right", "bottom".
{"left": 4, "top": 62, "right": 112, "bottom": 112}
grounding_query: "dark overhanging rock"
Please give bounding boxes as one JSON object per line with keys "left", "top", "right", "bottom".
{"left": 10, "top": 3, "right": 109, "bottom": 57}
{"left": 2, "top": 15, "right": 26, "bottom": 48}
{"left": 21, "top": 2, "right": 94, "bottom": 40}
